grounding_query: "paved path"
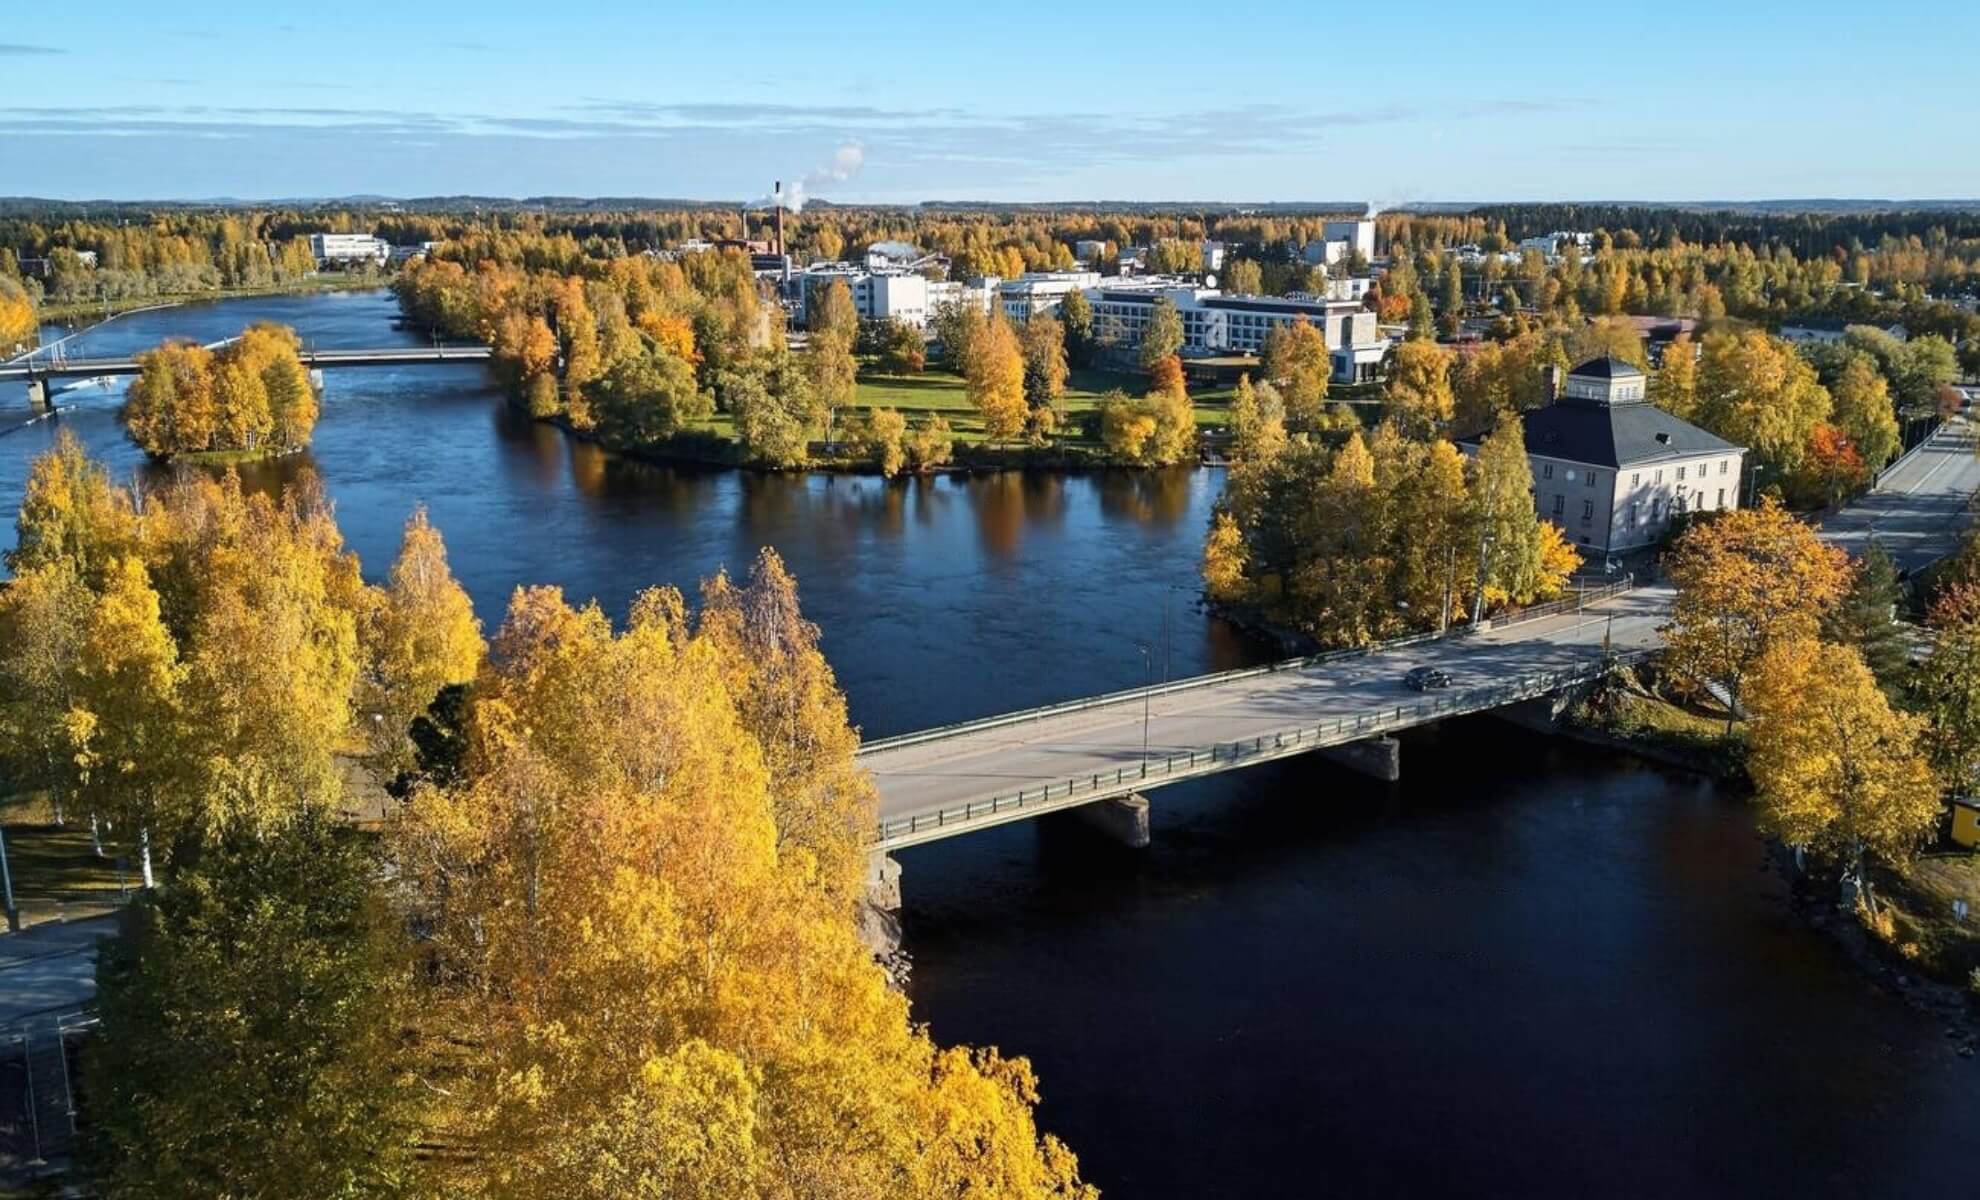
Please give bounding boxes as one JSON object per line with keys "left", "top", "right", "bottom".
{"left": 0, "top": 917, "right": 114, "bottom": 1026}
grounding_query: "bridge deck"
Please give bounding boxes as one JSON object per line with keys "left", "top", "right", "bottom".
{"left": 0, "top": 345, "right": 491, "bottom": 382}
{"left": 862, "top": 587, "right": 1669, "bottom": 849}
{"left": 862, "top": 416, "right": 1979, "bottom": 851}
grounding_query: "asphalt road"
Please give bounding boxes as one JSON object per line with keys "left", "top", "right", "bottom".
{"left": 862, "top": 587, "right": 1672, "bottom": 826}
{"left": 1821, "top": 418, "right": 1978, "bottom": 573}
{"left": 867, "top": 422, "right": 1979, "bottom": 833}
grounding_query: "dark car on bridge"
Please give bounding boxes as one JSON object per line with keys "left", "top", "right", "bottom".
{"left": 1404, "top": 666, "right": 1452, "bottom": 691}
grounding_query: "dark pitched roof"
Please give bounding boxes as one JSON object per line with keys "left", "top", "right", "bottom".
{"left": 1568, "top": 355, "right": 1644, "bottom": 380}
{"left": 1508, "top": 401, "right": 1742, "bottom": 468}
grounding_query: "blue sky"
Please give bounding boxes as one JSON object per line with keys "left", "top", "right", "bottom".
{"left": 7, "top": 0, "right": 1976, "bottom": 203}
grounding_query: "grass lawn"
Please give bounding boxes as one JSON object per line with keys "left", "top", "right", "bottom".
{"left": 1876, "top": 852, "right": 1980, "bottom": 987}
{"left": 0, "top": 794, "right": 135, "bottom": 926}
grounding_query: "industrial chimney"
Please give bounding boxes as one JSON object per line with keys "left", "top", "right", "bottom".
{"left": 773, "top": 181, "right": 785, "bottom": 255}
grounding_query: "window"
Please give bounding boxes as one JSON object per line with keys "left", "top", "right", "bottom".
{"left": 1677, "top": 465, "right": 1687, "bottom": 481}
{"left": 1652, "top": 499, "right": 1662, "bottom": 520}
{"left": 1717, "top": 488, "right": 1726, "bottom": 508}
{"left": 1628, "top": 502, "right": 1639, "bottom": 527}
{"left": 1543, "top": 463, "right": 1553, "bottom": 480}
{"left": 1631, "top": 472, "right": 1640, "bottom": 487}
{"left": 1586, "top": 471, "right": 1597, "bottom": 488}
{"left": 1655, "top": 469, "right": 1664, "bottom": 484}
{"left": 1581, "top": 499, "right": 1594, "bottom": 520}
{"left": 1553, "top": 494, "right": 1564, "bottom": 516}
{"left": 1719, "top": 459, "right": 1729, "bottom": 475}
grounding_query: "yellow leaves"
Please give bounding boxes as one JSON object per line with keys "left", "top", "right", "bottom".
{"left": 1384, "top": 338, "right": 1455, "bottom": 436}
{"left": 122, "top": 323, "right": 314, "bottom": 457}
{"left": 967, "top": 313, "right": 1029, "bottom": 442}
{"left": 1533, "top": 521, "right": 1580, "bottom": 601}
{"left": 1201, "top": 510, "right": 1251, "bottom": 605}
{"left": 1745, "top": 638, "right": 1941, "bottom": 871}
{"left": 1663, "top": 499, "right": 1851, "bottom": 707}
{"left": 364, "top": 507, "right": 484, "bottom": 774}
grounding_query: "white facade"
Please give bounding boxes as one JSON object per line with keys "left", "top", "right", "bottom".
{"left": 309, "top": 233, "right": 389, "bottom": 264}
{"left": 1074, "top": 239, "right": 1108, "bottom": 263}
{"left": 1081, "top": 283, "right": 1387, "bottom": 383}
{"left": 789, "top": 266, "right": 993, "bottom": 329}
{"left": 999, "top": 271, "right": 1102, "bottom": 323}
{"left": 1322, "top": 219, "right": 1375, "bottom": 261}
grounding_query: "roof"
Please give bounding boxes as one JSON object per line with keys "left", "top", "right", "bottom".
{"left": 1497, "top": 400, "right": 1743, "bottom": 468}
{"left": 1568, "top": 355, "right": 1644, "bottom": 380}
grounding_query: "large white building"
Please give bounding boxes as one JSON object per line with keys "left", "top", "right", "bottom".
{"left": 1082, "top": 283, "right": 1389, "bottom": 384}
{"left": 1303, "top": 218, "right": 1376, "bottom": 267}
{"left": 998, "top": 270, "right": 1102, "bottom": 323}
{"left": 1460, "top": 357, "right": 1747, "bottom": 555}
{"left": 309, "top": 233, "right": 389, "bottom": 265}
{"left": 788, "top": 265, "right": 994, "bottom": 329}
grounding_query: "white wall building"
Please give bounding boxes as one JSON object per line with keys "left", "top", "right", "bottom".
{"left": 1073, "top": 239, "right": 1108, "bottom": 263}
{"left": 999, "top": 270, "right": 1103, "bottom": 323}
{"left": 1081, "top": 284, "right": 1388, "bottom": 384}
{"left": 309, "top": 233, "right": 389, "bottom": 265}
{"left": 788, "top": 265, "right": 993, "bottom": 329}
{"left": 1460, "top": 357, "right": 1748, "bottom": 555}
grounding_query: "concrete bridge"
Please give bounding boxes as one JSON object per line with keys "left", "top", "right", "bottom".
{"left": 2, "top": 346, "right": 493, "bottom": 411}
{"left": 858, "top": 416, "right": 1980, "bottom": 903}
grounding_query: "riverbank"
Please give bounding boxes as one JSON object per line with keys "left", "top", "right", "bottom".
{"left": 34, "top": 275, "right": 385, "bottom": 330}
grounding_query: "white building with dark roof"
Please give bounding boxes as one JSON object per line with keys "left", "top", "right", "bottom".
{"left": 1460, "top": 357, "right": 1748, "bottom": 554}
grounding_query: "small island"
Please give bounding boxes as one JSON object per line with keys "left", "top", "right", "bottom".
{"left": 121, "top": 322, "right": 320, "bottom": 461}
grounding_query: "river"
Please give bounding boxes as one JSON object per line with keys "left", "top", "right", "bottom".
{"left": 4, "top": 292, "right": 1974, "bottom": 1196}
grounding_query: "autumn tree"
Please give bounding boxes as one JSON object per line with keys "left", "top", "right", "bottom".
{"left": 1097, "top": 392, "right": 1158, "bottom": 463}
{"left": 1916, "top": 584, "right": 1980, "bottom": 791}
{"left": 1201, "top": 509, "right": 1250, "bottom": 604}
{"left": 1827, "top": 352, "right": 1901, "bottom": 471}
{"left": 364, "top": 508, "right": 485, "bottom": 779}
{"left": 1139, "top": 295, "right": 1185, "bottom": 369}
{"left": 7, "top": 428, "right": 137, "bottom": 586}
{"left": 1648, "top": 333, "right": 1698, "bottom": 420}
{"left": 1227, "top": 373, "right": 1287, "bottom": 463}
{"left": 1223, "top": 258, "right": 1263, "bottom": 296}
{"left": 122, "top": 324, "right": 316, "bottom": 458}
{"left": 594, "top": 341, "right": 710, "bottom": 445}
{"left": 88, "top": 811, "right": 419, "bottom": 1199}
{"left": 1744, "top": 638, "right": 1940, "bottom": 904}
{"left": 1470, "top": 415, "right": 1567, "bottom": 609}
{"left": 1383, "top": 338, "right": 1455, "bottom": 437}
{"left": 1661, "top": 500, "right": 1852, "bottom": 726}
{"left": 725, "top": 351, "right": 823, "bottom": 468}
{"left": 394, "top": 576, "right": 1091, "bottom": 1198}
{"left": 1144, "top": 355, "right": 1198, "bottom": 465}
{"left": 1263, "top": 316, "right": 1331, "bottom": 427}
{"left": 0, "top": 563, "right": 91, "bottom": 824}
{"left": 966, "top": 313, "right": 1028, "bottom": 443}
{"left": 845, "top": 406, "right": 909, "bottom": 476}
{"left": 809, "top": 278, "right": 859, "bottom": 342}
{"left": 67, "top": 557, "right": 184, "bottom": 888}
{"left": 1019, "top": 315, "right": 1069, "bottom": 442}
{"left": 1695, "top": 330, "right": 1833, "bottom": 474}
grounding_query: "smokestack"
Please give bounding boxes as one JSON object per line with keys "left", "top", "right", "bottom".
{"left": 773, "top": 181, "right": 785, "bottom": 255}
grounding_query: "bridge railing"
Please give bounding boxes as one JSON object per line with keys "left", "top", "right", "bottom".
{"left": 870, "top": 649, "right": 1651, "bottom": 850}
{"left": 860, "top": 576, "right": 1635, "bottom": 756}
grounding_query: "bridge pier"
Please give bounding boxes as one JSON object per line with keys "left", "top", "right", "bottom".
{"left": 1073, "top": 791, "right": 1151, "bottom": 848}
{"left": 865, "top": 852, "right": 902, "bottom": 912}
{"left": 25, "top": 378, "right": 49, "bottom": 413}
{"left": 1318, "top": 735, "right": 1400, "bottom": 782}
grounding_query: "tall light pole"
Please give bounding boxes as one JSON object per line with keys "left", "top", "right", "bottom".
{"left": 1470, "top": 530, "right": 1496, "bottom": 626}
{"left": 1136, "top": 641, "right": 1152, "bottom": 766}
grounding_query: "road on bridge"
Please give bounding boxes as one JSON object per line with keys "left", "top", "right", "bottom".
{"left": 863, "top": 417, "right": 1978, "bottom": 844}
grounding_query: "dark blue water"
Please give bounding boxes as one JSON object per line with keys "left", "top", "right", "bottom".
{"left": 5, "top": 292, "right": 1974, "bottom": 1197}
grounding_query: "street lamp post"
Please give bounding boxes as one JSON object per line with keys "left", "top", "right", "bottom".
{"left": 1136, "top": 642, "right": 1152, "bottom": 766}
{"left": 1470, "top": 530, "right": 1496, "bottom": 627}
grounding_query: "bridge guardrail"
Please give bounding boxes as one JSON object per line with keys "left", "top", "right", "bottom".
{"left": 859, "top": 576, "right": 1635, "bottom": 756}
{"left": 870, "top": 649, "right": 1651, "bottom": 850}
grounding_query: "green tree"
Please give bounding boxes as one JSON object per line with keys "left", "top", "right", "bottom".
{"left": 1059, "top": 288, "right": 1094, "bottom": 367}
{"left": 1139, "top": 295, "right": 1184, "bottom": 369}
{"left": 594, "top": 344, "right": 710, "bottom": 446}
{"left": 88, "top": 811, "right": 419, "bottom": 1199}
{"left": 1917, "top": 584, "right": 1980, "bottom": 791}
{"left": 1821, "top": 542, "right": 1908, "bottom": 697}
{"left": 1695, "top": 330, "right": 1833, "bottom": 474}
